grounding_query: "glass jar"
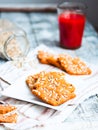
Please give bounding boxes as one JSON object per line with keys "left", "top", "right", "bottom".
{"left": 57, "top": 2, "right": 86, "bottom": 49}
{"left": 0, "top": 19, "right": 30, "bottom": 60}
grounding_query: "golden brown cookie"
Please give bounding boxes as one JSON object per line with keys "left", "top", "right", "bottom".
{"left": 37, "top": 51, "right": 61, "bottom": 68}
{"left": 26, "top": 71, "right": 76, "bottom": 106}
{"left": 0, "top": 113, "right": 17, "bottom": 123}
{"left": 0, "top": 104, "right": 16, "bottom": 114}
{"left": 58, "top": 55, "right": 92, "bottom": 75}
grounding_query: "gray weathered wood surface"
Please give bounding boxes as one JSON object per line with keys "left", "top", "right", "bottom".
{"left": 0, "top": 12, "right": 98, "bottom": 130}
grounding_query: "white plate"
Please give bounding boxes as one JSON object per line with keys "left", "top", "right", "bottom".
{"left": 1, "top": 72, "right": 86, "bottom": 110}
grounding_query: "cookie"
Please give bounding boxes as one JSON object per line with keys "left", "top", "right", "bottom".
{"left": 0, "top": 104, "right": 16, "bottom": 114}
{"left": 59, "top": 55, "right": 92, "bottom": 75}
{"left": 26, "top": 71, "right": 76, "bottom": 106}
{"left": 37, "top": 51, "right": 61, "bottom": 68}
{"left": 0, "top": 113, "right": 17, "bottom": 123}
{"left": 37, "top": 51, "right": 52, "bottom": 64}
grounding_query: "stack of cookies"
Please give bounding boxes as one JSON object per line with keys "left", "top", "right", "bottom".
{"left": 37, "top": 51, "right": 91, "bottom": 75}
{"left": 26, "top": 71, "right": 76, "bottom": 106}
{"left": 0, "top": 104, "right": 17, "bottom": 123}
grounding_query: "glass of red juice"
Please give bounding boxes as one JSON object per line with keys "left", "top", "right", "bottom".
{"left": 57, "top": 2, "right": 86, "bottom": 49}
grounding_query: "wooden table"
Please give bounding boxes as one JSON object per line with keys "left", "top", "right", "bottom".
{"left": 0, "top": 12, "right": 98, "bottom": 130}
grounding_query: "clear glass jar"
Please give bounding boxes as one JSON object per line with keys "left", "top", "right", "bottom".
{"left": 0, "top": 19, "right": 30, "bottom": 60}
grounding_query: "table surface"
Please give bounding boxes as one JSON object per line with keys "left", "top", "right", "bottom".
{"left": 0, "top": 12, "right": 98, "bottom": 130}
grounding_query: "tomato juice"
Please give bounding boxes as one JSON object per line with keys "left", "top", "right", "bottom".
{"left": 58, "top": 11, "right": 86, "bottom": 49}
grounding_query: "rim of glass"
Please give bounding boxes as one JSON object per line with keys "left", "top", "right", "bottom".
{"left": 57, "top": 2, "right": 87, "bottom": 10}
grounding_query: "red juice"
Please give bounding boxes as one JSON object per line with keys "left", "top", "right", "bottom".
{"left": 58, "top": 11, "right": 86, "bottom": 49}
